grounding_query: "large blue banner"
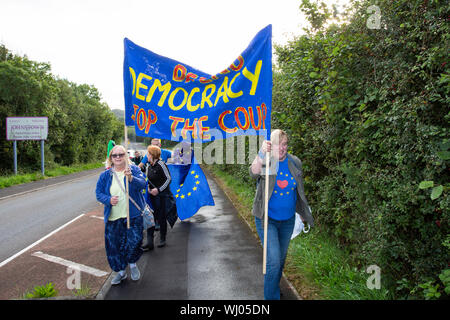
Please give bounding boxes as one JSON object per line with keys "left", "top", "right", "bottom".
{"left": 123, "top": 25, "right": 272, "bottom": 142}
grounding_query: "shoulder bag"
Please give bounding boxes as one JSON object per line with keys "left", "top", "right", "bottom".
{"left": 112, "top": 169, "right": 155, "bottom": 229}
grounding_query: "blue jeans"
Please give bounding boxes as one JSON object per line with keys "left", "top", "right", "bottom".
{"left": 255, "top": 215, "right": 295, "bottom": 300}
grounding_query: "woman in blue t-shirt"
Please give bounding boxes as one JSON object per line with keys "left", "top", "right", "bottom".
{"left": 250, "top": 129, "right": 314, "bottom": 300}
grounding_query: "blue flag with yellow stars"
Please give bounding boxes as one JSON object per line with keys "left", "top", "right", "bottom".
{"left": 167, "top": 156, "right": 215, "bottom": 220}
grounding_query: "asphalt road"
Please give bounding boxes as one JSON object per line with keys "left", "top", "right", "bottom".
{"left": 0, "top": 141, "right": 144, "bottom": 264}
{"left": 0, "top": 168, "right": 102, "bottom": 264}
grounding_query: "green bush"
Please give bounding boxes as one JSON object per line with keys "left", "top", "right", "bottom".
{"left": 215, "top": 0, "right": 449, "bottom": 299}
{"left": 273, "top": 0, "right": 449, "bottom": 299}
{"left": 23, "top": 283, "right": 58, "bottom": 299}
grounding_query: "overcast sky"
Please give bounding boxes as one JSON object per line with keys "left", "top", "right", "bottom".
{"left": 0, "top": 0, "right": 348, "bottom": 110}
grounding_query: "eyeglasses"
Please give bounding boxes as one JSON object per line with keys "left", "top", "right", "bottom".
{"left": 111, "top": 153, "right": 126, "bottom": 159}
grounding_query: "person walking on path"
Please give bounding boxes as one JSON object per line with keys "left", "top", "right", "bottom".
{"left": 139, "top": 139, "right": 168, "bottom": 232}
{"left": 132, "top": 150, "right": 145, "bottom": 172}
{"left": 249, "top": 129, "right": 314, "bottom": 300}
{"left": 95, "top": 145, "right": 147, "bottom": 285}
{"left": 139, "top": 139, "right": 172, "bottom": 232}
{"left": 139, "top": 138, "right": 172, "bottom": 169}
{"left": 107, "top": 139, "right": 116, "bottom": 159}
{"left": 141, "top": 145, "right": 174, "bottom": 250}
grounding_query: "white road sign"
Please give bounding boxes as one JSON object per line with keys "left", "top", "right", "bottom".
{"left": 6, "top": 117, "right": 48, "bottom": 140}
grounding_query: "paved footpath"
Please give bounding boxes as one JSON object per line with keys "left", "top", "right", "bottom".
{"left": 102, "top": 169, "right": 299, "bottom": 300}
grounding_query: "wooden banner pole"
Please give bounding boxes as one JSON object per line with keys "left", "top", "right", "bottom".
{"left": 263, "top": 151, "right": 270, "bottom": 274}
{"left": 124, "top": 124, "right": 130, "bottom": 229}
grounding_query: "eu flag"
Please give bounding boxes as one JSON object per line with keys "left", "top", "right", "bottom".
{"left": 167, "top": 156, "right": 215, "bottom": 220}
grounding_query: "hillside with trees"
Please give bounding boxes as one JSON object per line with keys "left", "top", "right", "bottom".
{"left": 0, "top": 45, "right": 123, "bottom": 173}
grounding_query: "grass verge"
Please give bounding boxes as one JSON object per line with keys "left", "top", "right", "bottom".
{"left": 205, "top": 165, "right": 392, "bottom": 300}
{"left": 0, "top": 161, "right": 104, "bottom": 189}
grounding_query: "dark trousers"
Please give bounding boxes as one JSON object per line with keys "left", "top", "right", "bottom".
{"left": 104, "top": 216, "right": 143, "bottom": 272}
{"left": 148, "top": 193, "right": 168, "bottom": 237}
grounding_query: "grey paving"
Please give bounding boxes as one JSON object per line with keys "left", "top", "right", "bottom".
{"left": 104, "top": 169, "right": 299, "bottom": 300}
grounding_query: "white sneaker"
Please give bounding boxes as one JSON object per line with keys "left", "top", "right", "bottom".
{"left": 130, "top": 264, "right": 140, "bottom": 281}
{"left": 111, "top": 272, "right": 127, "bottom": 285}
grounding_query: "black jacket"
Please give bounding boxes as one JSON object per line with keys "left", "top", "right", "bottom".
{"left": 146, "top": 159, "right": 171, "bottom": 194}
{"left": 146, "top": 159, "right": 178, "bottom": 228}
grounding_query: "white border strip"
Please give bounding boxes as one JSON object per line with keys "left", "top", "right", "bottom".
{"left": 0, "top": 214, "right": 85, "bottom": 268}
{"left": 31, "top": 251, "right": 108, "bottom": 277}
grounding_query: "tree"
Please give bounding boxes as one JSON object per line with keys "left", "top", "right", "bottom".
{"left": 0, "top": 45, "right": 123, "bottom": 172}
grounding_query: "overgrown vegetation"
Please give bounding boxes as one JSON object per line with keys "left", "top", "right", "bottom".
{"left": 0, "top": 46, "right": 123, "bottom": 175}
{"left": 0, "top": 161, "right": 103, "bottom": 188}
{"left": 72, "top": 283, "right": 93, "bottom": 298}
{"left": 214, "top": 0, "right": 449, "bottom": 299}
{"left": 208, "top": 165, "right": 392, "bottom": 299}
{"left": 23, "top": 282, "right": 58, "bottom": 299}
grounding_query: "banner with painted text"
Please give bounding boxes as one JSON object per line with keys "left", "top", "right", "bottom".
{"left": 123, "top": 25, "right": 272, "bottom": 142}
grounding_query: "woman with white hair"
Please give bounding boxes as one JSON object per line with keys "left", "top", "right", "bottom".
{"left": 250, "top": 129, "right": 314, "bottom": 300}
{"left": 96, "top": 145, "right": 147, "bottom": 285}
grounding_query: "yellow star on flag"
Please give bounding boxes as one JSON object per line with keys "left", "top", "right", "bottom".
{"left": 168, "top": 162, "right": 215, "bottom": 221}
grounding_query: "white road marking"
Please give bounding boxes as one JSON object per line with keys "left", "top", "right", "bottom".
{"left": 31, "top": 251, "right": 108, "bottom": 277}
{"left": 89, "top": 215, "right": 104, "bottom": 221}
{"left": 0, "top": 214, "right": 85, "bottom": 268}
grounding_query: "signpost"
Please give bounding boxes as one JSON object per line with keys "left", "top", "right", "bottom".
{"left": 6, "top": 117, "right": 48, "bottom": 175}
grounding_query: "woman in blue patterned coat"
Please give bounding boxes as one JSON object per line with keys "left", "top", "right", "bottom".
{"left": 96, "top": 145, "right": 147, "bottom": 285}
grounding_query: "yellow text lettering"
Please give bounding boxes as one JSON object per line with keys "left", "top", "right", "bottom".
{"left": 242, "top": 60, "right": 262, "bottom": 95}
